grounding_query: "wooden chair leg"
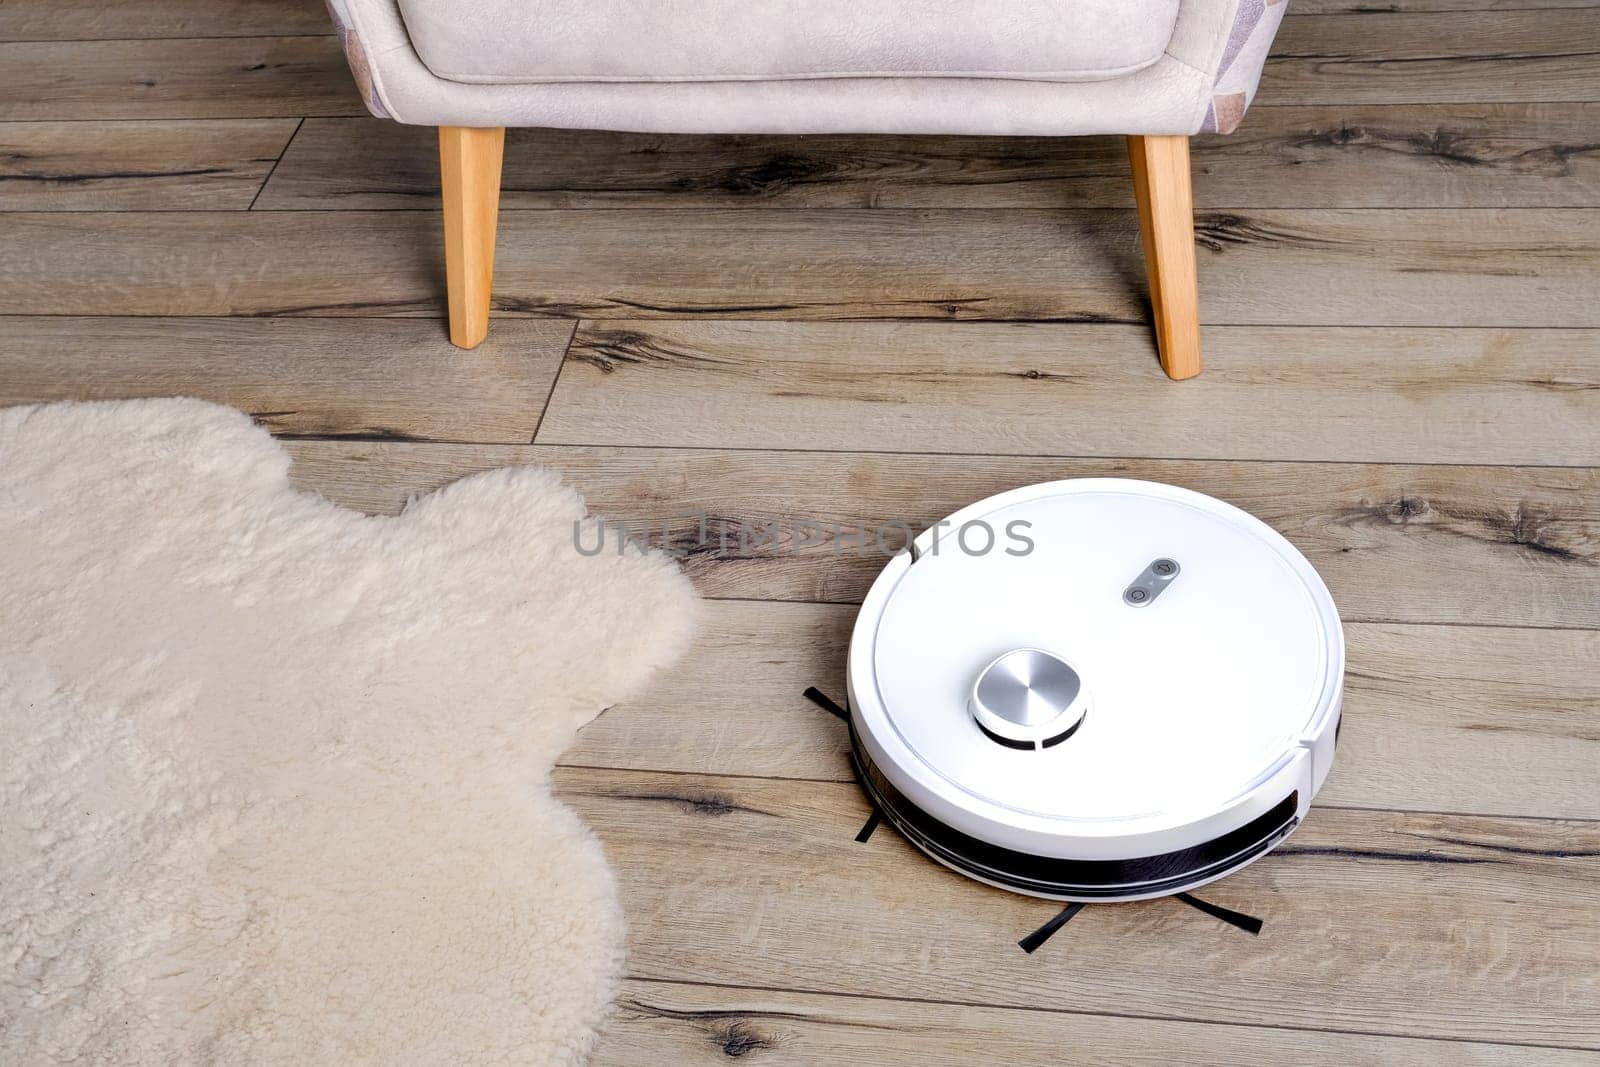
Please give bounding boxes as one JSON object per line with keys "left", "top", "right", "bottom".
{"left": 439, "top": 126, "right": 504, "bottom": 350}
{"left": 1126, "top": 134, "right": 1202, "bottom": 380}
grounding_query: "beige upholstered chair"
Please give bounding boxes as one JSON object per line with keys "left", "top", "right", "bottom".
{"left": 327, "top": 0, "right": 1288, "bottom": 379}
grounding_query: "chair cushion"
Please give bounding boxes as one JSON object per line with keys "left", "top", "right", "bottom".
{"left": 395, "top": 0, "right": 1183, "bottom": 85}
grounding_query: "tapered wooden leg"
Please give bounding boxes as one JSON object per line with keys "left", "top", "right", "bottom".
{"left": 1127, "top": 135, "right": 1202, "bottom": 380}
{"left": 439, "top": 126, "right": 504, "bottom": 349}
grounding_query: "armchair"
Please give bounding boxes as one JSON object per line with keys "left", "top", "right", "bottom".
{"left": 327, "top": 0, "right": 1288, "bottom": 379}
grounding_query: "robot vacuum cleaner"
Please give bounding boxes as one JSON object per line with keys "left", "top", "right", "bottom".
{"left": 846, "top": 479, "right": 1343, "bottom": 902}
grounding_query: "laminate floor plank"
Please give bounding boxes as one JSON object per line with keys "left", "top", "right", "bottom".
{"left": 536, "top": 321, "right": 1600, "bottom": 467}
{"left": 597, "top": 978, "right": 1598, "bottom": 1066}
{"left": 1297, "top": 0, "right": 1599, "bottom": 9}
{"left": 4, "top": 209, "right": 1598, "bottom": 327}
{"left": 0, "top": 120, "right": 298, "bottom": 210}
{"left": 557, "top": 767, "right": 1600, "bottom": 1048}
{"left": 0, "top": 317, "right": 572, "bottom": 442}
{"left": 280, "top": 442, "right": 1600, "bottom": 629}
{"left": 558, "top": 600, "right": 1600, "bottom": 822}
{"left": 258, "top": 105, "right": 1600, "bottom": 211}
{"left": 0, "top": 0, "right": 330, "bottom": 41}
{"left": 0, "top": 37, "right": 360, "bottom": 121}
{"left": 1265, "top": 11, "right": 1600, "bottom": 104}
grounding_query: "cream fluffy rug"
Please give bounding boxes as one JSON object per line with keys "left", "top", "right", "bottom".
{"left": 0, "top": 399, "right": 696, "bottom": 1065}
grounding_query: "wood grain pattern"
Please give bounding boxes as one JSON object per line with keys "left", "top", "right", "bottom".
{"left": 0, "top": 317, "right": 572, "bottom": 442}
{"left": 0, "top": 37, "right": 360, "bottom": 121}
{"left": 1265, "top": 11, "right": 1600, "bottom": 104}
{"left": 257, "top": 105, "right": 1600, "bottom": 210}
{"left": 0, "top": 120, "right": 297, "bottom": 210}
{"left": 536, "top": 322, "right": 1600, "bottom": 467}
{"left": 4, "top": 209, "right": 1598, "bottom": 327}
{"left": 560, "top": 601, "right": 1600, "bottom": 822}
{"left": 0, "top": 0, "right": 330, "bottom": 41}
{"left": 558, "top": 767, "right": 1600, "bottom": 1048}
{"left": 279, "top": 442, "right": 1600, "bottom": 629}
{"left": 597, "top": 978, "right": 1600, "bottom": 1065}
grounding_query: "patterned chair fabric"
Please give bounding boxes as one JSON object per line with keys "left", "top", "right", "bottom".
{"left": 326, "top": 0, "right": 1286, "bottom": 135}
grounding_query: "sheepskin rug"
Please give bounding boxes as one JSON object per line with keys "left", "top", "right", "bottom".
{"left": 0, "top": 398, "right": 697, "bottom": 1065}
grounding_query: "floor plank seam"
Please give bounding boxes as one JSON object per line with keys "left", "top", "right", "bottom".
{"left": 617, "top": 975, "right": 1600, "bottom": 1053}
{"left": 529, "top": 320, "right": 580, "bottom": 443}
{"left": 0, "top": 116, "right": 367, "bottom": 125}
{"left": 272, "top": 432, "right": 1600, "bottom": 473}
{"left": 246, "top": 116, "right": 303, "bottom": 212}
{"left": 5, "top": 310, "right": 1600, "bottom": 337}
{"left": 6, "top": 313, "right": 1600, "bottom": 334}
{"left": 13, "top": 205, "right": 1600, "bottom": 214}
{"left": 0, "top": 33, "right": 338, "bottom": 45}
{"left": 693, "top": 602, "right": 1600, "bottom": 634}
{"left": 219, "top": 204, "right": 1600, "bottom": 213}
{"left": 553, "top": 763, "right": 1600, "bottom": 824}
{"left": 494, "top": 436, "right": 1600, "bottom": 470}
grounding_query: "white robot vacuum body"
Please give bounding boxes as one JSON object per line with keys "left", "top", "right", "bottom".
{"left": 846, "top": 479, "right": 1344, "bottom": 902}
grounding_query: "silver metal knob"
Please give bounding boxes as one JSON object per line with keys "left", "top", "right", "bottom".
{"left": 969, "top": 648, "right": 1089, "bottom": 750}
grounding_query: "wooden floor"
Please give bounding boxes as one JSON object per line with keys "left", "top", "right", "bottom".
{"left": 4, "top": 0, "right": 1599, "bottom": 1061}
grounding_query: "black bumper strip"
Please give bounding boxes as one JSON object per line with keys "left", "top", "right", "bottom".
{"left": 852, "top": 722, "right": 1299, "bottom": 899}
